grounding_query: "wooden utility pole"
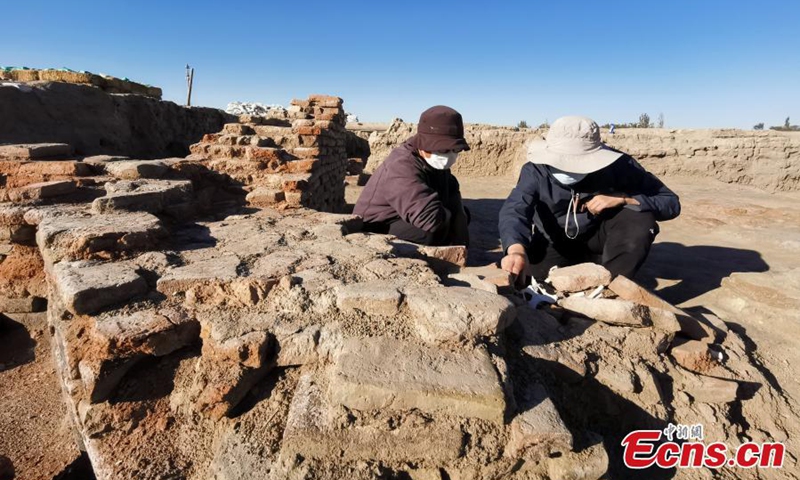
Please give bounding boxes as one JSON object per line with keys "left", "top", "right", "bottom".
{"left": 186, "top": 64, "right": 194, "bottom": 107}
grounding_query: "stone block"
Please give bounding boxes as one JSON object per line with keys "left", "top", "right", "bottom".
{"left": 505, "top": 383, "right": 573, "bottom": 459}
{"left": 104, "top": 160, "right": 168, "bottom": 179}
{"left": 223, "top": 123, "right": 255, "bottom": 135}
{"left": 52, "top": 260, "right": 149, "bottom": 315}
{"left": 81, "top": 155, "right": 129, "bottom": 165}
{"left": 249, "top": 251, "right": 304, "bottom": 279}
{"left": 0, "top": 143, "right": 73, "bottom": 160}
{"left": 245, "top": 187, "right": 285, "bottom": 206}
{"left": 274, "top": 324, "right": 321, "bottom": 367}
{"left": 92, "top": 179, "right": 193, "bottom": 214}
{"left": 36, "top": 211, "right": 166, "bottom": 263}
{"left": 608, "top": 275, "right": 716, "bottom": 342}
{"left": 419, "top": 245, "right": 468, "bottom": 273}
{"left": 547, "top": 263, "right": 612, "bottom": 292}
{"left": 16, "top": 160, "right": 92, "bottom": 177}
{"left": 157, "top": 253, "right": 240, "bottom": 297}
{"left": 559, "top": 296, "right": 651, "bottom": 327}
{"left": 202, "top": 330, "right": 272, "bottom": 369}
{"left": 405, "top": 286, "right": 516, "bottom": 344}
{"left": 94, "top": 307, "right": 199, "bottom": 358}
{"left": 670, "top": 339, "right": 719, "bottom": 373}
{"left": 335, "top": 282, "right": 402, "bottom": 316}
{"left": 191, "top": 351, "right": 274, "bottom": 419}
{"left": 460, "top": 265, "right": 514, "bottom": 293}
{"left": 283, "top": 371, "right": 465, "bottom": 463}
{"left": 329, "top": 337, "right": 506, "bottom": 423}
{"left": 678, "top": 372, "right": 739, "bottom": 404}
{"left": 8, "top": 180, "right": 77, "bottom": 202}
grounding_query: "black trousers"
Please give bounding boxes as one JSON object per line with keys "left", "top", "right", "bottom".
{"left": 528, "top": 208, "right": 658, "bottom": 280}
{"left": 365, "top": 207, "right": 470, "bottom": 247}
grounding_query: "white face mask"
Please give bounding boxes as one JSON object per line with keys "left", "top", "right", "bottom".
{"left": 425, "top": 151, "right": 459, "bottom": 170}
{"left": 551, "top": 168, "right": 587, "bottom": 185}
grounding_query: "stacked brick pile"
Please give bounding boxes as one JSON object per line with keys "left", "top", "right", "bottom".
{"left": 0, "top": 143, "right": 87, "bottom": 326}
{"left": 0, "top": 68, "right": 162, "bottom": 99}
{"left": 189, "top": 94, "right": 349, "bottom": 212}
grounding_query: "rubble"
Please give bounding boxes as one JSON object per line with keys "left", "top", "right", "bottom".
{"left": 52, "top": 260, "right": 148, "bottom": 315}
{"left": 670, "top": 339, "right": 720, "bottom": 373}
{"left": 548, "top": 262, "right": 612, "bottom": 292}
{"left": 189, "top": 94, "right": 352, "bottom": 212}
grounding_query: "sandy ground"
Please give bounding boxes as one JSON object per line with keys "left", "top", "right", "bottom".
{"left": 0, "top": 318, "right": 90, "bottom": 480}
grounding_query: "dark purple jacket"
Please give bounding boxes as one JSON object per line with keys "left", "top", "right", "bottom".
{"left": 354, "top": 139, "right": 462, "bottom": 233}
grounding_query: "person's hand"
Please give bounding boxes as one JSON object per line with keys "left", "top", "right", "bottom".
{"left": 500, "top": 244, "right": 529, "bottom": 287}
{"left": 582, "top": 194, "right": 627, "bottom": 215}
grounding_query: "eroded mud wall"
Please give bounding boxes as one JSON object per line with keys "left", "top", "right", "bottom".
{"left": 363, "top": 122, "right": 800, "bottom": 192}
{"left": 0, "top": 82, "right": 233, "bottom": 158}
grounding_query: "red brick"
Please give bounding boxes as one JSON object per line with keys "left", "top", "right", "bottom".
{"left": 286, "top": 159, "right": 319, "bottom": 173}
{"left": 294, "top": 126, "right": 325, "bottom": 136}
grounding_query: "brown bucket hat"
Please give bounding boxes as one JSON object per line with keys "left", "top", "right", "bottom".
{"left": 416, "top": 105, "right": 470, "bottom": 152}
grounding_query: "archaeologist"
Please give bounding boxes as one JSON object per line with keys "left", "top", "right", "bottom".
{"left": 354, "top": 105, "right": 471, "bottom": 246}
{"left": 498, "top": 115, "right": 680, "bottom": 284}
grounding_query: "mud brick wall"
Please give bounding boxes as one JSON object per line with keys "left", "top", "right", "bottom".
{"left": 0, "top": 68, "right": 162, "bottom": 98}
{"left": 0, "top": 82, "right": 233, "bottom": 158}
{"left": 189, "top": 94, "right": 350, "bottom": 213}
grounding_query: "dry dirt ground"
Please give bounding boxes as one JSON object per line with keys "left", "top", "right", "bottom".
{"left": 0, "top": 320, "right": 89, "bottom": 480}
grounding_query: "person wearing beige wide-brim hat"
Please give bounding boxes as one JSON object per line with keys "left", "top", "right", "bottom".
{"left": 498, "top": 116, "right": 681, "bottom": 285}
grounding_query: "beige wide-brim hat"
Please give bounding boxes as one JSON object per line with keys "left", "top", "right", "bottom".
{"left": 528, "top": 115, "right": 623, "bottom": 174}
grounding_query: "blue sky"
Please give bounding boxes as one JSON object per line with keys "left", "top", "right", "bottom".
{"left": 3, "top": 1, "right": 798, "bottom": 128}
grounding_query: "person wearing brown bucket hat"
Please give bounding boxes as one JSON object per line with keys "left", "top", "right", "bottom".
{"left": 498, "top": 115, "right": 681, "bottom": 284}
{"left": 354, "top": 106, "right": 471, "bottom": 246}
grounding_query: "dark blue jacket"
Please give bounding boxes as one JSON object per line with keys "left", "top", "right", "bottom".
{"left": 498, "top": 155, "right": 680, "bottom": 252}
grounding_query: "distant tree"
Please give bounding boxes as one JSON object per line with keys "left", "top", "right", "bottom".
{"left": 753, "top": 123, "right": 764, "bottom": 130}
{"left": 538, "top": 119, "right": 550, "bottom": 129}
{"left": 657, "top": 112, "right": 664, "bottom": 128}
{"left": 769, "top": 117, "right": 800, "bottom": 131}
{"left": 517, "top": 120, "right": 529, "bottom": 129}
{"left": 638, "top": 113, "right": 651, "bottom": 128}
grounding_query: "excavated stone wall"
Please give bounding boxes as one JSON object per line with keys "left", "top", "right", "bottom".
{"left": 189, "top": 95, "right": 352, "bottom": 212}
{"left": 362, "top": 122, "right": 800, "bottom": 192}
{"left": 1, "top": 143, "right": 796, "bottom": 478}
{"left": 0, "top": 82, "right": 233, "bottom": 158}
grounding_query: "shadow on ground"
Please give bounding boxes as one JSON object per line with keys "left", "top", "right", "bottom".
{"left": 504, "top": 315, "right": 677, "bottom": 480}
{"left": 464, "top": 198, "right": 505, "bottom": 266}
{"left": 637, "top": 242, "right": 770, "bottom": 305}
{"left": 0, "top": 317, "right": 36, "bottom": 371}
